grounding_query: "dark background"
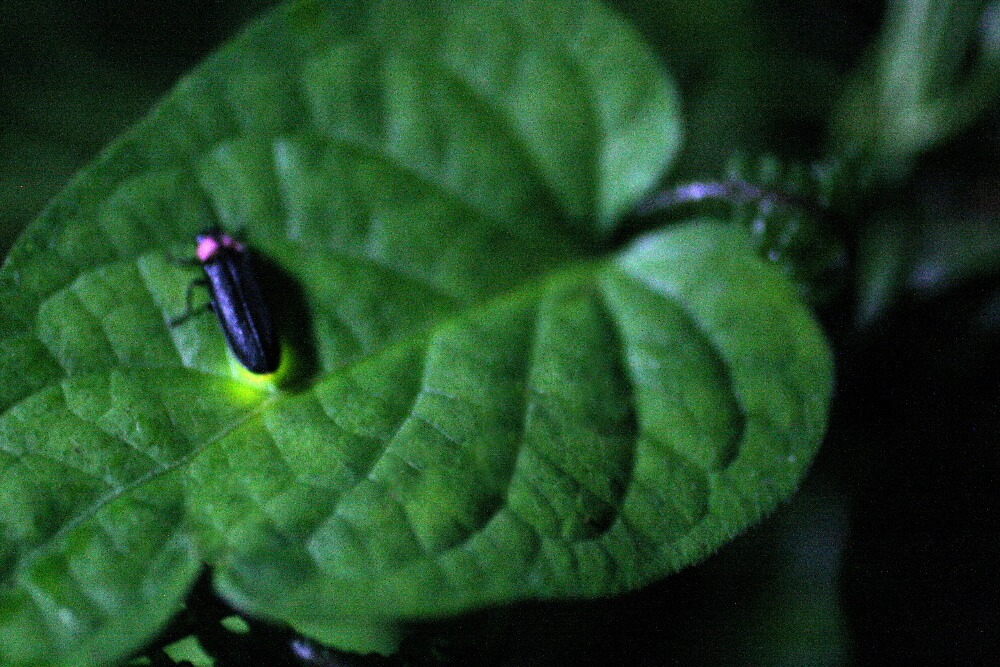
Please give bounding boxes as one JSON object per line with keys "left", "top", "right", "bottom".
{"left": 3, "top": 1, "right": 998, "bottom": 664}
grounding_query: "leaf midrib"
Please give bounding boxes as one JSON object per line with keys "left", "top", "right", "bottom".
{"left": 10, "top": 390, "right": 278, "bottom": 581}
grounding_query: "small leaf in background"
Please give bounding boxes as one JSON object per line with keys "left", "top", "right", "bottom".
{"left": 0, "top": 0, "right": 831, "bottom": 664}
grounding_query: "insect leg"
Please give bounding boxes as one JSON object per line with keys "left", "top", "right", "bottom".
{"left": 168, "top": 279, "right": 212, "bottom": 327}
{"left": 165, "top": 251, "right": 203, "bottom": 267}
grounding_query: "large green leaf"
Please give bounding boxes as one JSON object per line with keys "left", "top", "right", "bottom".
{"left": 208, "top": 221, "right": 833, "bottom": 653}
{"left": 0, "top": 0, "right": 830, "bottom": 663}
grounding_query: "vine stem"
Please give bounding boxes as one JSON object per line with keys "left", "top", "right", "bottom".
{"left": 636, "top": 179, "right": 818, "bottom": 216}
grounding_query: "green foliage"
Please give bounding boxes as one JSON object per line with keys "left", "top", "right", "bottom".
{"left": 832, "top": 0, "right": 1000, "bottom": 186}
{"left": 723, "top": 154, "right": 847, "bottom": 306}
{"left": 0, "top": 0, "right": 835, "bottom": 663}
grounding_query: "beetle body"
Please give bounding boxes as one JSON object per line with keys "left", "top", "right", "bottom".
{"left": 184, "top": 231, "right": 281, "bottom": 374}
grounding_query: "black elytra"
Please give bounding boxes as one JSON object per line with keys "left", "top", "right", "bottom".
{"left": 173, "top": 230, "right": 281, "bottom": 374}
